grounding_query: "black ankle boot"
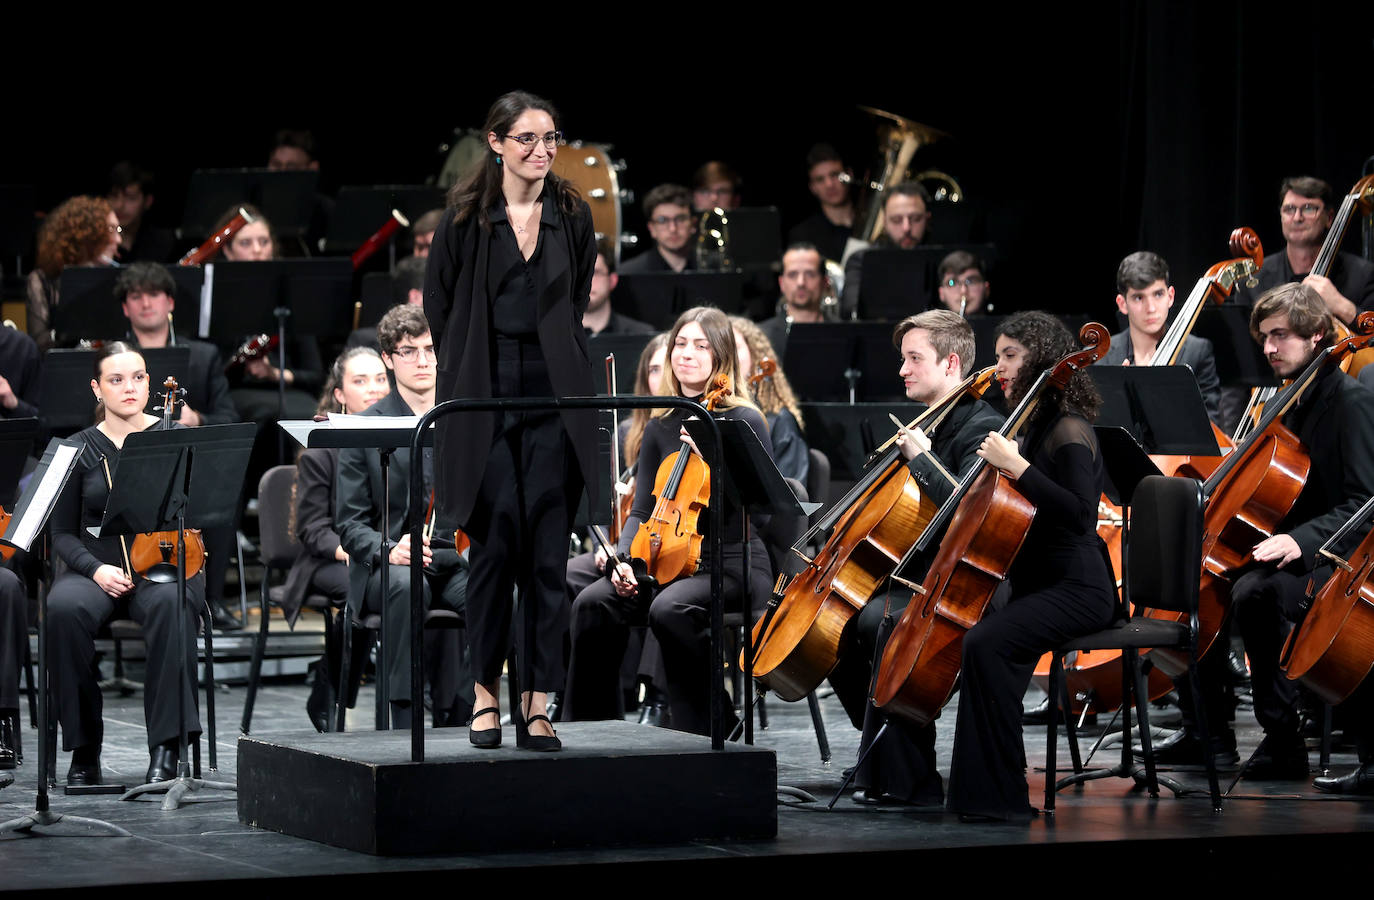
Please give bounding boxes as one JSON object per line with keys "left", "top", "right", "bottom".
{"left": 0, "top": 712, "right": 17, "bottom": 770}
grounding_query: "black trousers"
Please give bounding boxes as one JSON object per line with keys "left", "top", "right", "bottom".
{"left": 564, "top": 539, "right": 771, "bottom": 736}
{"left": 0, "top": 566, "right": 26, "bottom": 710}
{"left": 361, "top": 563, "right": 471, "bottom": 719}
{"left": 48, "top": 572, "right": 203, "bottom": 752}
{"left": 947, "top": 573, "right": 1114, "bottom": 820}
{"left": 566, "top": 550, "right": 650, "bottom": 696}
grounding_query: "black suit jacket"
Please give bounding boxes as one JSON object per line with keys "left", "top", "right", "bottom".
{"left": 1239, "top": 249, "right": 1374, "bottom": 316}
{"left": 908, "top": 394, "right": 1006, "bottom": 507}
{"left": 282, "top": 447, "right": 340, "bottom": 626}
{"left": 423, "top": 197, "right": 598, "bottom": 537}
{"left": 1098, "top": 330, "right": 1222, "bottom": 421}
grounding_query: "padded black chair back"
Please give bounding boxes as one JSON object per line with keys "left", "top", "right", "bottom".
{"left": 257, "top": 465, "right": 301, "bottom": 572}
{"left": 805, "top": 448, "right": 831, "bottom": 507}
{"left": 1126, "top": 475, "right": 1203, "bottom": 616}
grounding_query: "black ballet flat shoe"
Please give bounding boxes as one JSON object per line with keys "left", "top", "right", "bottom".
{"left": 515, "top": 713, "right": 562, "bottom": 752}
{"left": 146, "top": 742, "right": 178, "bottom": 784}
{"left": 1313, "top": 762, "right": 1374, "bottom": 795}
{"left": 65, "top": 761, "right": 102, "bottom": 787}
{"left": 468, "top": 707, "right": 502, "bottom": 749}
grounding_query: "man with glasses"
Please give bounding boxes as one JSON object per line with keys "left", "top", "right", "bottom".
{"left": 934, "top": 250, "right": 993, "bottom": 317}
{"left": 1240, "top": 176, "right": 1374, "bottom": 324}
{"left": 1098, "top": 250, "right": 1220, "bottom": 419}
{"left": 620, "top": 184, "right": 696, "bottom": 274}
{"left": 336, "top": 304, "right": 472, "bottom": 729}
{"left": 841, "top": 182, "right": 933, "bottom": 317}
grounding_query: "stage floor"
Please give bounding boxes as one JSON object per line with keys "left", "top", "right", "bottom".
{"left": 3, "top": 670, "right": 1373, "bottom": 892}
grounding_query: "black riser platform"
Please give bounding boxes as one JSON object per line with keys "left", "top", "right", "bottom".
{"left": 238, "top": 720, "right": 777, "bottom": 855}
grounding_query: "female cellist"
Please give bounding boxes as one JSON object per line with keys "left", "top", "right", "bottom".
{"left": 48, "top": 343, "right": 203, "bottom": 787}
{"left": 949, "top": 312, "right": 1116, "bottom": 822}
{"left": 563, "top": 307, "right": 774, "bottom": 736}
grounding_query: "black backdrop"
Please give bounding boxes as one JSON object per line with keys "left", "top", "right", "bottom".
{"left": 7, "top": 3, "right": 1370, "bottom": 313}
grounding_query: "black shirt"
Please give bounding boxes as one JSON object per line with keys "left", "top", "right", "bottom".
{"left": 618, "top": 247, "right": 694, "bottom": 275}
{"left": 488, "top": 201, "right": 552, "bottom": 337}
{"left": 0, "top": 326, "right": 41, "bottom": 420}
{"left": 787, "top": 211, "right": 851, "bottom": 264}
{"left": 1238, "top": 249, "right": 1374, "bottom": 315}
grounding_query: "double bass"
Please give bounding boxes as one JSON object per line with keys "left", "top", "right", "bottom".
{"left": 747, "top": 366, "right": 996, "bottom": 701}
{"left": 1146, "top": 312, "right": 1374, "bottom": 676}
{"left": 874, "top": 323, "right": 1110, "bottom": 725}
{"left": 1281, "top": 493, "right": 1374, "bottom": 704}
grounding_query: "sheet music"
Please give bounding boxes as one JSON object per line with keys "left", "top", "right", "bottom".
{"left": 4, "top": 442, "right": 80, "bottom": 552}
{"left": 326, "top": 413, "right": 425, "bottom": 429}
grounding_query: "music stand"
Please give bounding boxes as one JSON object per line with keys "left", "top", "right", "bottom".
{"left": 323, "top": 185, "right": 445, "bottom": 257}
{"left": 783, "top": 322, "right": 905, "bottom": 403}
{"left": 282, "top": 417, "right": 435, "bottom": 731}
{"left": 181, "top": 169, "right": 318, "bottom": 243}
{"left": 1089, "top": 366, "right": 1220, "bottom": 457}
{"left": 0, "top": 438, "right": 131, "bottom": 836}
{"left": 723, "top": 206, "right": 783, "bottom": 271}
{"left": 588, "top": 333, "right": 657, "bottom": 394}
{"left": 612, "top": 272, "right": 746, "bottom": 328}
{"left": 54, "top": 266, "right": 205, "bottom": 346}
{"left": 682, "top": 416, "right": 812, "bottom": 745}
{"left": 97, "top": 423, "right": 254, "bottom": 809}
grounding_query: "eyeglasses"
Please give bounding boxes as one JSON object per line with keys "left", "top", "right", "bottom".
{"left": 650, "top": 214, "right": 693, "bottom": 228}
{"left": 504, "top": 131, "right": 563, "bottom": 149}
{"left": 389, "top": 345, "right": 437, "bottom": 362}
{"left": 1280, "top": 202, "right": 1323, "bottom": 218}
{"left": 944, "top": 275, "right": 985, "bottom": 289}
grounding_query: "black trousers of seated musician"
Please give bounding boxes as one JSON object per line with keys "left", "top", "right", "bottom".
{"left": 361, "top": 562, "right": 472, "bottom": 724}
{"left": 0, "top": 566, "right": 27, "bottom": 712}
{"left": 828, "top": 590, "right": 944, "bottom": 804}
{"left": 48, "top": 573, "right": 203, "bottom": 752}
{"left": 564, "top": 539, "right": 771, "bottom": 736}
{"left": 565, "top": 550, "right": 653, "bottom": 701}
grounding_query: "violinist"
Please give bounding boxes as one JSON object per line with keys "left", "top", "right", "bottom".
{"left": 563, "top": 307, "right": 775, "bottom": 737}
{"left": 47, "top": 343, "right": 203, "bottom": 787}
{"left": 286, "top": 346, "right": 390, "bottom": 731}
{"left": 1099, "top": 251, "right": 1221, "bottom": 420}
{"left": 827, "top": 310, "right": 1003, "bottom": 806}
{"left": 1178, "top": 284, "right": 1374, "bottom": 781}
{"left": 949, "top": 311, "right": 1116, "bottom": 822}
{"left": 0, "top": 565, "right": 22, "bottom": 769}
{"left": 334, "top": 307, "right": 471, "bottom": 729}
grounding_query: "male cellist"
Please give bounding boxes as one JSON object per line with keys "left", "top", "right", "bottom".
{"left": 1173, "top": 283, "right": 1374, "bottom": 782}
{"left": 826, "top": 309, "right": 1003, "bottom": 805}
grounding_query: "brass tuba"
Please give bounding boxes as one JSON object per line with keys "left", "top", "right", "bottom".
{"left": 853, "top": 106, "right": 950, "bottom": 244}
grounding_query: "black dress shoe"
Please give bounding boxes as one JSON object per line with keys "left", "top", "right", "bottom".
{"left": 515, "top": 712, "right": 561, "bottom": 752}
{"left": 1241, "top": 734, "right": 1309, "bottom": 780}
{"left": 1021, "top": 696, "right": 1097, "bottom": 728}
{"left": 146, "top": 742, "right": 178, "bottom": 784}
{"left": 468, "top": 707, "right": 502, "bottom": 749}
{"left": 1313, "top": 762, "right": 1374, "bottom": 795}
{"left": 638, "top": 701, "right": 669, "bottom": 727}
{"left": 0, "top": 715, "right": 16, "bottom": 770}
{"left": 1137, "top": 730, "right": 1240, "bottom": 767}
{"left": 209, "top": 603, "right": 242, "bottom": 632}
{"left": 66, "top": 761, "right": 102, "bottom": 786}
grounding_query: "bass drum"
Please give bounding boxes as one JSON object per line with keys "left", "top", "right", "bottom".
{"left": 551, "top": 141, "right": 625, "bottom": 263}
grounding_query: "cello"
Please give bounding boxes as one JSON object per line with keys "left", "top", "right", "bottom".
{"left": 1281, "top": 493, "right": 1374, "bottom": 705}
{"left": 747, "top": 366, "right": 996, "bottom": 701}
{"left": 1146, "top": 311, "right": 1374, "bottom": 677}
{"left": 874, "top": 323, "right": 1110, "bottom": 726}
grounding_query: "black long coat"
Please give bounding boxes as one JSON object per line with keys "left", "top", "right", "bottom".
{"left": 422, "top": 196, "right": 598, "bottom": 538}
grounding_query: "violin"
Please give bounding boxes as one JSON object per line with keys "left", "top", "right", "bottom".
{"left": 351, "top": 209, "right": 410, "bottom": 270}
{"left": 126, "top": 377, "right": 207, "bottom": 581}
{"left": 224, "top": 334, "right": 280, "bottom": 373}
{"left": 873, "top": 323, "right": 1111, "bottom": 726}
{"left": 748, "top": 366, "right": 996, "bottom": 701}
{"left": 628, "top": 374, "right": 732, "bottom": 585}
{"left": 1281, "top": 492, "right": 1374, "bottom": 705}
{"left": 179, "top": 206, "right": 255, "bottom": 267}
{"left": 1146, "top": 312, "right": 1374, "bottom": 677}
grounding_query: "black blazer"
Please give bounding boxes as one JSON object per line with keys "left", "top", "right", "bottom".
{"left": 422, "top": 197, "right": 598, "bottom": 537}
{"left": 281, "top": 447, "right": 340, "bottom": 626}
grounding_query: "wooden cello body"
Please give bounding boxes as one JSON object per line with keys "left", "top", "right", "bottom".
{"left": 874, "top": 323, "right": 1110, "bottom": 726}
{"left": 1282, "top": 497, "right": 1374, "bottom": 705}
{"left": 748, "top": 369, "right": 993, "bottom": 702}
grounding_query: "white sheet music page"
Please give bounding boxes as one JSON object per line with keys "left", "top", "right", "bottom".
{"left": 5, "top": 442, "right": 81, "bottom": 552}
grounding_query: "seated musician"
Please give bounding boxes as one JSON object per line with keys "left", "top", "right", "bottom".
{"left": 1170, "top": 284, "right": 1374, "bottom": 782}
{"left": 0, "top": 560, "right": 25, "bottom": 769}
{"left": 840, "top": 182, "right": 931, "bottom": 319}
{"left": 1238, "top": 176, "right": 1374, "bottom": 325}
{"left": 107, "top": 161, "right": 175, "bottom": 264}
{"left": 564, "top": 333, "right": 668, "bottom": 719}
{"left": 26, "top": 195, "right": 121, "bottom": 352}
{"left": 116, "top": 261, "right": 242, "bottom": 630}
{"left": 287, "top": 346, "right": 390, "bottom": 731}
{"left": 618, "top": 184, "right": 696, "bottom": 275}
{"left": 410, "top": 209, "right": 443, "bottom": 259}
{"left": 786, "top": 143, "right": 855, "bottom": 265}
{"left": 825, "top": 310, "right": 1003, "bottom": 806}
{"left": 48, "top": 343, "right": 204, "bottom": 787}
{"left": 757, "top": 243, "right": 829, "bottom": 358}
{"left": 334, "top": 306, "right": 472, "bottom": 728}
{"left": 945, "top": 311, "right": 1117, "bottom": 821}
{"left": 934, "top": 250, "right": 993, "bottom": 317}
{"left": 690, "top": 161, "right": 742, "bottom": 213}
{"left": 564, "top": 307, "right": 774, "bottom": 736}
{"left": 1098, "top": 251, "right": 1221, "bottom": 420}
{"left": 582, "top": 245, "right": 655, "bottom": 336}
{"left": 0, "top": 322, "right": 40, "bottom": 422}
{"left": 731, "top": 316, "right": 809, "bottom": 485}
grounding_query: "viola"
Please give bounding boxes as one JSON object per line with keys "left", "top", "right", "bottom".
{"left": 873, "top": 323, "right": 1111, "bottom": 726}
{"left": 179, "top": 207, "right": 254, "bottom": 266}
{"left": 628, "top": 374, "right": 732, "bottom": 585}
{"left": 127, "top": 377, "right": 207, "bottom": 581}
{"left": 747, "top": 366, "right": 996, "bottom": 701}
{"left": 1281, "top": 493, "right": 1374, "bottom": 704}
{"left": 1146, "top": 311, "right": 1374, "bottom": 676}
